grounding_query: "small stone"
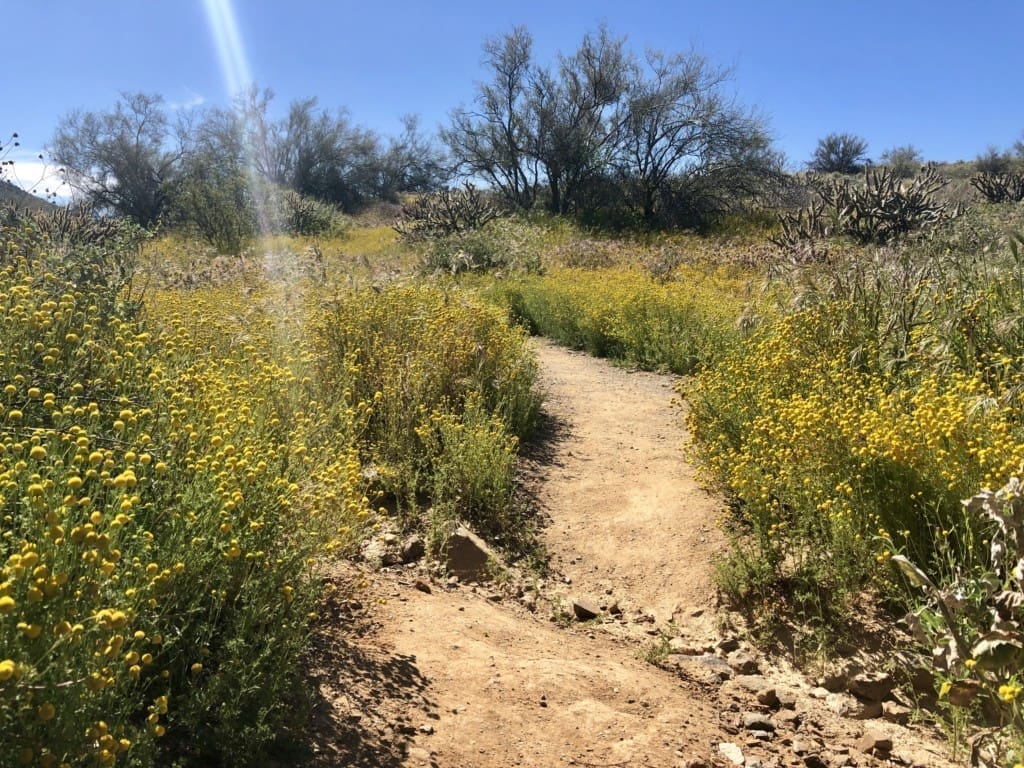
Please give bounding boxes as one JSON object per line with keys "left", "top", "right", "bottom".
{"left": 773, "top": 708, "right": 802, "bottom": 728}
{"left": 407, "top": 746, "right": 432, "bottom": 762}
{"left": 727, "top": 650, "right": 760, "bottom": 675}
{"left": 413, "top": 578, "right": 432, "bottom": 594}
{"left": 856, "top": 730, "right": 892, "bottom": 755}
{"left": 881, "top": 701, "right": 911, "bottom": 724}
{"left": 444, "top": 526, "right": 494, "bottom": 580}
{"left": 608, "top": 601, "right": 622, "bottom": 615}
{"left": 382, "top": 533, "right": 398, "bottom": 545}
{"left": 717, "top": 637, "right": 741, "bottom": 653}
{"left": 749, "top": 729, "right": 773, "bottom": 741}
{"left": 848, "top": 672, "right": 894, "bottom": 703}
{"left": 718, "top": 742, "right": 745, "bottom": 765}
{"left": 684, "top": 760, "right": 708, "bottom": 768}
{"left": 756, "top": 688, "right": 779, "bottom": 707}
{"left": 418, "top": 724, "right": 435, "bottom": 734}
{"left": 485, "top": 592, "right": 503, "bottom": 602}
{"left": 401, "top": 535, "right": 426, "bottom": 563}
{"left": 572, "top": 599, "right": 600, "bottom": 621}
{"left": 742, "top": 712, "right": 775, "bottom": 732}
{"left": 792, "top": 738, "right": 823, "bottom": 756}
{"left": 802, "top": 755, "right": 829, "bottom": 768}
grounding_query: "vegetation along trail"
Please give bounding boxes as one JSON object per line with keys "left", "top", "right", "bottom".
{"left": 311, "top": 339, "right": 957, "bottom": 768}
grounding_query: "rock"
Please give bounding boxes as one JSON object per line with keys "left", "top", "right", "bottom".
{"left": 773, "top": 708, "right": 801, "bottom": 728}
{"left": 818, "top": 672, "right": 848, "bottom": 693}
{"left": 381, "top": 551, "right": 404, "bottom": 567}
{"left": 684, "top": 760, "right": 708, "bottom": 768}
{"left": 382, "top": 533, "right": 398, "bottom": 544}
{"left": 776, "top": 689, "right": 798, "bottom": 710}
{"left": 669, "top": 637, "right": 702, "bottom": 655}
{"left": 802, "top": 755, "right": 829, "bottom": 768}
{"left": 485, "top": 592, "right": 503, "bottom": 602}
{"left": 718, "top": 742, "right": 745, "bottom": 765}
{"left": 521, "top": 593, "right": 537, "bottom": 611}
{"left": 401, "top": 535, "right": 425, "bottom": 563}
{"left": 856, "top": 730, "right": 892, "bottom": 755}
{"left": 791, "top": 738, "right": 822, "bottom": 756}
{"left": 749, "top": 729, "right": 773, "bottom": 742}
{"left": 413, "top": 578, "right": 432, "bottom": 594}
{"left": 572, "top": 599, "right": 601, "bottom": 621}
{"left": 756, "top": 688, "right": 779, "bottom": 707}
{"left": 727, "top": 650, "right": 760, "bottom": 675}
{"left": 717, "top": 637, "right": 741, "bottom": 653}
{"left": 848, "top": 671, "right": 894, "bottom": 702}
{"left": 418, "top": 723, "right": 435, "bottom": 734}
{"left": 725, "top": 675, "right": 767, "bottom": 695}
{"left": 881, "top": 701, "right": 911, "bottom": 724}
{"left": 825, "top": 693, "right": 882, "bottom": 720}
{"left": 444, "top": 526, "right": 494, "bottom": 580}
{"left": 742, "top": 712, "right": 775, "bottom": 732}
{"left": 667, "top": 654, "right": 734, "bottom": 682}
{"left": 607, "top": 601, "right": 622, "bottom": 616}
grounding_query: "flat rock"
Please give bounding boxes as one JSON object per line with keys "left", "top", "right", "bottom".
{"left": 881, "top": 700, "right": 911, "bottom": 724}
{"left": 742, "top": 712, "right": 775, "bottom": 732}
{"left": 856, "top": 730, "right": 893, "bottom": 754}
{"left": 444, "top": 526, "right": 494, "bottom": 580}
{"left": 718, "top": 742, "right": 745, "bottom": 765}
{"left": 572, "top": 598, "right": 601, "bottom": 621}
{"left": 667, "top": 653, "right": 733, "bottom": 682}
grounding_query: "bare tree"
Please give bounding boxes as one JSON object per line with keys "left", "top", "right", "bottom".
{"left": 441, "top": 26, "right": 540, "bottom": 209}
{"left": 529, "top": 25, "right": 634, "bottom": 213}
{"left": 50, "top": 92, "right": 185, "bottom": 226}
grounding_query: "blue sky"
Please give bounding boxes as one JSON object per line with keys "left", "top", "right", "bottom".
{"left": 4, "top": 0, "right": 1023, "bottom": 195}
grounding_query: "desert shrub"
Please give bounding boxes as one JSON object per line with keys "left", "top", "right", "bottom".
{"left": 971, "top": 170, "right": 1024, "bottom": 203}
{"left": 312, "top": 284, "right": 540, "bottom": 530}
{"left": 497, "top": 265, "right": 748, "bottom": 374}
{"left": 0, "top": 221, "right": 370, "bottom": 765}
{"left": 808, "top": 132, "right": 869, "bottom": 174}
{"left": 278, "top": 189, "right": 348, "bottom": 237}
{"left": 688, "top": 230, "right": 1024, "bottom": 641}
{"left": 976, "top": 146, "right": 1015, "bottom": 175}
{"left": 418, "top": 218, "right": 543, "bottom": 276}
{"left": 879, "top": 144, "right": 924, "bottom": 179}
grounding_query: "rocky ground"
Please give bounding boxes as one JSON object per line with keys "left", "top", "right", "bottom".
{"left": 301, "top": 340, "right": 961, "bottom": 768}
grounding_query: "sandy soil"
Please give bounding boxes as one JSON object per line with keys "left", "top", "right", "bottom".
{"left": 304, "top": 339, "right": 958, "bottom": 768}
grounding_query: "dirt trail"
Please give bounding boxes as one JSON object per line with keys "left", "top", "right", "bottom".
{"left": 308, "top": 339, "right": 956, "bottom": 768}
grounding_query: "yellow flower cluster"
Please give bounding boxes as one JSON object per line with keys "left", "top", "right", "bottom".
{"left": 0, "top": 237, "right": 372, "bottom": 764}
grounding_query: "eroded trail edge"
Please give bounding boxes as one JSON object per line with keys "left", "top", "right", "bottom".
{"left": 308, "top": 339, "right": 955, "bottom": 768}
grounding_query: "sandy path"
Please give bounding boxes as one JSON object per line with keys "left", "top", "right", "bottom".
{"left": 306, "top": 339, "right": 956, "bottom": 768}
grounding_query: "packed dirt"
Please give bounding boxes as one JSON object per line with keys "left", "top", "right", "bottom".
{"left": 304, "top": 339, "right": 960, "bottom": 768}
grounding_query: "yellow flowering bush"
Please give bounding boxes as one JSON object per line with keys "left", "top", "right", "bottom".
{"left": 0, "top": 217, "right": 370, "bottom": 765}
{"left": 312, "top": 284, "right": 540, "bottom": 537}
{"left": 496, "top": 265, "right": 749, "bottom": 374}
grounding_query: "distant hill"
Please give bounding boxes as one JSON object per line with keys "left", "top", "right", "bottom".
{"left": 0, "top": 178, "right": 60, "bottom": 213}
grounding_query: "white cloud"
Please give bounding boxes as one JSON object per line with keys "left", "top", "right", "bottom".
{"left": 169, "top": 87, "right": 206, "bottom": 111}
{"left": 1, "top": 152, "right": 76, "bottom": 203}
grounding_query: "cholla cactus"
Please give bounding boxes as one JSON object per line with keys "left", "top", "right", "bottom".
{"left": 971, "top": 171, "right": 1024, "bottom": 204}
{"left": 394, "top": 182, "right": 499, "bottom": 241}
{"left": 772, "top": 165, "right": 963, "bottom": 249}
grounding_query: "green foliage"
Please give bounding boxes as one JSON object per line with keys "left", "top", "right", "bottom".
{"left": 172, "top": 159, "right": 255, "bottom": 256}
{"left": 892, "top": 468, "right": 1024, "bottom": 766}
{"left": 312, "top": 284, "right": 540, "bottom": 529}
{"left": 0, "top": 211, "right": 369, "bottom": 765}
{"left": 419, "top": 218, "right": 543, "bottom": 276}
